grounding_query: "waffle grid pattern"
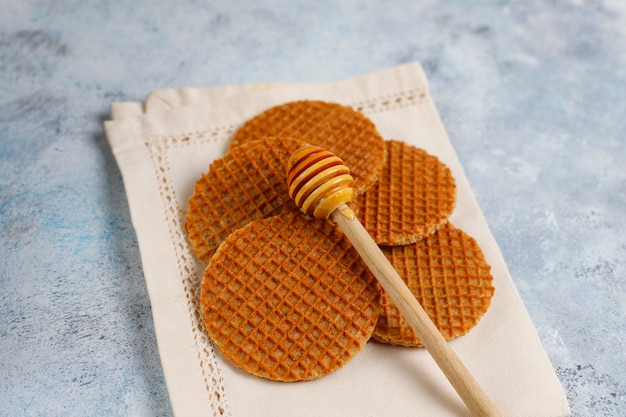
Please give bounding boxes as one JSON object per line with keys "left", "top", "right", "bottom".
{"left": 355, "top": 140, "right": 457, "bottom": 245}
{"left": 141, "top": 92, "right": 453, "bottom": 413}
{"left": 201, "top": 212, "right": 380, "bottom": 381}
{"left": 374, "top": 222, "right": 494, "bottom": 347}
{"left": 229, "top": 100, "right": 386, "bottom": 194}
{"left": 185, "top": 137, "right": 306, "bottom": 263}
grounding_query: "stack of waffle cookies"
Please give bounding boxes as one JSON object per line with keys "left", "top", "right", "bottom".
{"left": 185, "top": 100, "right": 495, "bottom": 381}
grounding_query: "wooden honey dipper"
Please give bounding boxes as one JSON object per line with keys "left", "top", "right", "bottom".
{"left": 287, "top": 145, "right": 502, "bottom": 417}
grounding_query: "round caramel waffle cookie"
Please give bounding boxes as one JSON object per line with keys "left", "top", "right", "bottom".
{"left": 373, "top": 222, "right": 494, "bottom": 347}
{"left": 200, "top": 212, "right": 380, "bottom": 382}
{"left": 354, "top": 140, "right": 457, "bottom": 246}
{"left": 230, "top": 100, "right": 386, "bottom": 194}
{"left": 185, "top": 137, "right": 306, "bottom": 263}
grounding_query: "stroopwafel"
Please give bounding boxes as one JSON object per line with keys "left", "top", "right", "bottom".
{"left": 373, "top": 222, "right": 494, "bottom": 347}
{"left": 185, "top": 136, "right": 306, "bottom": 263}
{"left": 354, "top": 140, "right": 457, "bottom": 245}
{"left": 200, "top": 212, "right": 380, "bottom": 381}
{"left": 230, "top": 100, "right": 386, "bottom": 194}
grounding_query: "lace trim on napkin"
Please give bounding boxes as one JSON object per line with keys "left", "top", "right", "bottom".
{"left": 352, "top": 89, "right": 427, "bottom": 114}
{"left": 146, "top": 126, "right": 236, "bottom": 417}
{"left": 144, "top": 89, "right": 426, "bottom": 416}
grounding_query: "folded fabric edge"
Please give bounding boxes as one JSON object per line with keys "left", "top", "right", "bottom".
{"left": 144, "top": 83, "right": 291, "bottom": 112}
{"left": 142, "top": 61, "right": 430, "bottom": 113}
{"left": 110, "top": 101, "right": 145, "bottom": 121}
{"left": 104, "top": 62, "right": 432, "bottom": 149}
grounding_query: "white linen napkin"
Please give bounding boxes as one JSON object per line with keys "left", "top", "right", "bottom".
{"left": 104, "top": 62, "right": 570, "bottom": 417}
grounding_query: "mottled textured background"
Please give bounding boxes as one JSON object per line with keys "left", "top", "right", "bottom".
{"left": 1, "top": 1, "right": 624, "bottom": 416}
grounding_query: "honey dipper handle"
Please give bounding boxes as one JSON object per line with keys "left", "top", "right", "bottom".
{"left": 331, "top": 205, "right": 502, "bottom": 417}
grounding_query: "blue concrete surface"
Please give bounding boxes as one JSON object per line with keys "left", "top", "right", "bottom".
{"left": 1, "top": 1, "right": 624, "bottom": 416}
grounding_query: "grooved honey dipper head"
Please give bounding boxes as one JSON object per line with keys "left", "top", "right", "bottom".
{"left": 287, "top": 146, "right": 355, "bottom": 219}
